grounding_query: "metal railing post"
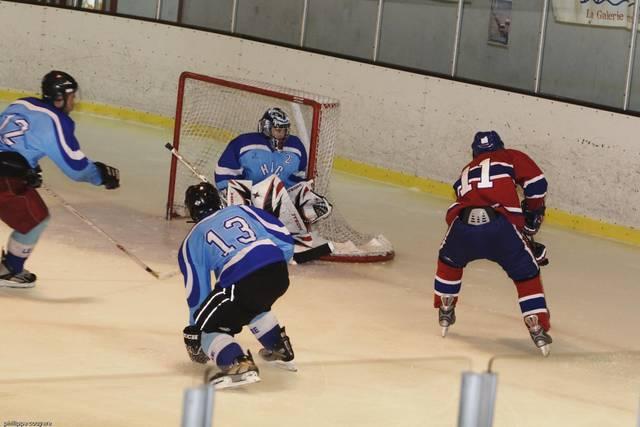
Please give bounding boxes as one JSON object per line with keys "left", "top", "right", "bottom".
{"left": 300, "top": 0, "right": 309, "bottom": 47}
{"left": 623, "top": 3, "right": 640, "bottom": 110}
{"left": 534, "top": 0, "right": 550, "bottom": 93}
{"left": 373, "top": 0, "right": 384, "bottom": 61}
{"left": 155, "top": 0, "right": 163, "bottom": 20}
{"left": 451, "top": 0, "right": 465, "bottom": 77}
{"left": 458, "top": 371, "right": 498, "bottom": 427}
{"left": 230, "top": 0, "right": 238, "bottom": 33}
{"left": 181, "top": 384, "right": 214, "bottom": 427}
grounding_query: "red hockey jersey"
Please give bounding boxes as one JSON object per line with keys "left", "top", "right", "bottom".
{"left": 446, "top": 149, "right": 547, "bottom": 228}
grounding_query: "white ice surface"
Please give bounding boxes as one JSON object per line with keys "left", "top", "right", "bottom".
{"left": 0, "top": 106, "right": 639, "bottom": 426}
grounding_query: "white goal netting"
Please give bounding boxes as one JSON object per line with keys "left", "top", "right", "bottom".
{"left": 166, "top": 72, "right": 393, "bottom": 262}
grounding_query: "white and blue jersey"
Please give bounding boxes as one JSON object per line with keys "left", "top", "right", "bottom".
{"left": 0, "top": 98, "right": 102, "bottom": 184}
{"left": 214, "top": 132, "right": 307, "bottom": 191}
{"left": 178, "top": 204, "right": 294, "bottom": 320}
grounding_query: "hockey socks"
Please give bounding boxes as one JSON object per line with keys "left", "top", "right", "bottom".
{"left": 249, "top": 311, "right": 281, "bottom": 349}
{"left": 433, "top": 259, "right": 462, "bottom": 308}
{"left": 202, "top": 332, "right": 244, "bottom": 367}
{"left": 515, "top": 275, "right": 550, "bottom": 331}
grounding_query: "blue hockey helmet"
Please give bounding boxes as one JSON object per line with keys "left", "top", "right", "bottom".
{"left": 42, "top": 70, "right": 78, "bottom": 104}
{"left": 258, "top": 107, "right": 290, "bottom": 148}
{"left": 184, "top": 182, "right": 222, "bottom": 222}
{"left": 471, "top": 131, "right": 505, "bottom": 158}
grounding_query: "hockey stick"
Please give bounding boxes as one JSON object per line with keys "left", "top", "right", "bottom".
{"left": 523, "top": 234, "right": 549, "bottom": 266}
{"left": 165, "top": 143, "right": 209, "bottom": 183}
{"left": 42, "top": 185, "right": 171, "bottom": 280}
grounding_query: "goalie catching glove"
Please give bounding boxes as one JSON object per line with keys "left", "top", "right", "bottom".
{"left": 95, "top": 161, "right": 120, "bottom": 190}
{"left": 287, "top": 180, "right": 333, "bottom": 224}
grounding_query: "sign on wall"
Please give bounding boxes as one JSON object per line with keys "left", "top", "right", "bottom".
{"left": 488, "top": 0, "right": 512, "bottom": 46}
{"left": 552, "top": 0, "right": 636, "bottom": 28}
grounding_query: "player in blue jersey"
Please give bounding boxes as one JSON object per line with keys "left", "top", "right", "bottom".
{"left": 179, "top": 182, "right": 297, "bottom": 389}
{"left": 214, "top": 107, "right": 333, "bottom": 261}
{"left": 0, "top": 71, "right": 120, "bottom": 288}
{"left": 215, "top": 107, "right": 308, "bottom": 190}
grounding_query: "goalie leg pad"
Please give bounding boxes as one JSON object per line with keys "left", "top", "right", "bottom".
{"left": 252, "top": 176, "right": 307, "bottom": 233}
{"left": 225, "top": 179, "right": 254, "bottom": 206}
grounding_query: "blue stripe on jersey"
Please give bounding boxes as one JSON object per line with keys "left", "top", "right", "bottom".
{"left": 18, "top": 98, "right": 89, "bottom": 171}
{"left": 453, "top": 178, "right": 461, "bottom": 194}
{"left": 179, "top": 241, "right": 201, "bottom": 308}
{"left": 519, "top": 296, "right": 547, "bottom": 314}
{"left": 217, "top": 243, "right": 286, "bottom": 288}
{"left": 523, "top": 176, "right": 548, "bottom": 198}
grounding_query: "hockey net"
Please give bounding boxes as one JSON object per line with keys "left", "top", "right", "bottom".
{"left": 166, "top": 72, "right": 394, "bottom": 262}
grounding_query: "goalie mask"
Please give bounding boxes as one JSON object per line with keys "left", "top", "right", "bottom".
{"left": 258, "top": 107, "right": 290, "bottom": 149}
{"left": 471, "top": 131, "right": 504, "bottom": 158}
{"left": 185, "top": 182, "right": 222, "bottom": 222}
{"left": 42, "top": 70, "right": 78, "bottom": 110}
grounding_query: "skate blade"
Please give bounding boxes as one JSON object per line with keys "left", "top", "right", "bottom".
{"left": 0, "top": 279, "right": 36, "bottom": 289}
{"left": 213, "top": 371, "right": 261, "bottom": 390}
{"left": 539, "top": 344, "right": 550, "bottom": 357}
{"left": 441, "top": 326, "right": 449, "bottom": 337}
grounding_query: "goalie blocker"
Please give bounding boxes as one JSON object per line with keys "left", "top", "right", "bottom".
{"left": 225, "top": 176, "right": 333, "bottom": 263}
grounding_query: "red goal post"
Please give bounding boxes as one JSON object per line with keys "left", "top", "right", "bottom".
{"left": 166, "top": 71, "right": 394, "bottom": 262}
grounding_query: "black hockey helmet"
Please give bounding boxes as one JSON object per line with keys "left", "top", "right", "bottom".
{"left": 41, "top": 70, "right": 78, "bottom": 104}
{"left": 258, "top": 107, "right": 290, "bottom": 148}
{"left": 185, "top": 182, "right": 222, "bottom": 222}
{"left": 471, "top": 130, "right": 505, "bottom": 158}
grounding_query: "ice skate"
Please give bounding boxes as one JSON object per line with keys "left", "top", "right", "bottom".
{"left": 439, "top": 294, "right": 456, "bottom": 337}
{"left": 258, "top": 326, "right": 297, "bottom": 372}
{"left": 524, "top": 315, "right": 552, "bottom": 357}
{"left": 0, "top": 254, "right": 36, "bottom": 289}
{"left": 208, "top": 351, "right": 261, "bottom": 389}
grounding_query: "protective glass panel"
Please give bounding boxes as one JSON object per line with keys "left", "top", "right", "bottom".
{"left": 539, "top": 0, "right": 632, "bottom": 108}
{"left": 377, "top": 0, "right": 458, "bottom": 75}
{"left": 490, "top": 352, "right": 640, "bottom": 426}
{"left": 235, "top": 0, "right": 304, "bottom": 45}
{"left": 456, "top": 0, "right": 544, "bottom": 91}
{"left": 180, "top": 0, "right": 233, "bottom": 31}
{"left": 304, "top": 0, "right": 379, "bottom": 60}
{"left": 116, "top": 0, "right": 157, "bottom": 18}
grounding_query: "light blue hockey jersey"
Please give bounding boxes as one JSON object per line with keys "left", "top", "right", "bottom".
{"left": 178, "top": 204, "right": 294, "bottom": 320}
{"left": 0, "top": 97, "right": 102, "bottom": 184}
{"left": 214, "top": 132, "right": 307, "bottom": 191}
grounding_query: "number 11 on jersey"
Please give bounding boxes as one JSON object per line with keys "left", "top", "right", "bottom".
{"left": 459, "top": 158, "right": 493, "bottom": 197}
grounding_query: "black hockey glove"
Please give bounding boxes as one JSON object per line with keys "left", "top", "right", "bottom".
{"left": 95, "top": 162, "right": 120, "bottom": 190}
{"left": 183, "top": 325, "right": 210, "bottom": 364}
{"left": 524, "top": 235, "right": 549, "bottom": 266}
{"left": 522, "top": 201, "right": 545, "bottom": 236}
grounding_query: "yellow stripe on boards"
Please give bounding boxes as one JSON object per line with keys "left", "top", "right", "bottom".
{"left": 2, "top": 88, "right": 638, "bottom": 246}
{"left": 333, "top": 157, "right": 640, "bottom": 247}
